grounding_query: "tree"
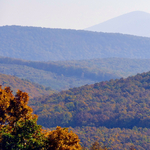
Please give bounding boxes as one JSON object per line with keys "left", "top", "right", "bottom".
{"left": 0, "top": 86, "right": 35, "bottom": 127}
{"left": 46, "top": 126, "right": 82, "bottom": 150}
{"left": 0, "top": 118, "right": 46, "bottom": 150}
{"left": 0, "top": 86, "right": 82, "bottom": 150}
{"left": 0, "top": 86, "right": 46, "bottom": 149}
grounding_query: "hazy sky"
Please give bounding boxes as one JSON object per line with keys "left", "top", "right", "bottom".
{"left": 0, "top": 0, "right": 150, "bottom": 29}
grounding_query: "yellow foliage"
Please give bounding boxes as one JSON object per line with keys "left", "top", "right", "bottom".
{"left": 47, "top": 126, "right": 82, "bottom": 150}
{"left": 0, "top": 86, "right": 36, "bottom": 128}
{"left": 0, "top": 86, "right": 82, "bottom": 149}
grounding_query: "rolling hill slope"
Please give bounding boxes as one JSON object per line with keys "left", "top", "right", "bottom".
{"left": 28, "top": 70, "right": 150, "bottom": 150}
{"left": 0, "top": 73, "right": 53, "bottom": 98}
{"left": 30, "top": 71, "right": 150, "bottom": 129}
{"left": 1, "top": 26, "right": 150, "bottom": 61}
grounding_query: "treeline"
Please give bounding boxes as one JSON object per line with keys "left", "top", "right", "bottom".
{"left": 30, "top": 71, "right": 150, "bottom": 129}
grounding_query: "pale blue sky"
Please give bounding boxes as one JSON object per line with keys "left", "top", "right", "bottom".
{"left": 0, "top": 0, "right": 150, "bottom": 29}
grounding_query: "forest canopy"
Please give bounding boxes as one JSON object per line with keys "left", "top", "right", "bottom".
{"left": 30, "top": 71, "right": 150, "bottom": 129}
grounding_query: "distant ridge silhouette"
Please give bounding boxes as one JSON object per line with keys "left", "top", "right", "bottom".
{"left": 1, "top": 25, "right": 150, "bottom": 61}
{"left": 85, "top": 11, "right": 150, "bottom": 37}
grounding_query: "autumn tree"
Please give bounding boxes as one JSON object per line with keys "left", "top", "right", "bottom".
{"left": 46, "top": 126, "right": 82, "bottom": 150}
{"left": 0, "top": 86, "right": 82, "bottom": 150}
{"left": 0, "top": 86, "right": 46, "bottom": 149}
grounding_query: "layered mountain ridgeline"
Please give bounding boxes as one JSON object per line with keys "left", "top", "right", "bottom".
{"left": 0, "top": 73, "right": 53, "bottom": 98}
{"left": 2, "top": 57, "right": 150, "bottom": 91}
{"left": 30, "top": 71, "right": 150, "bottom": 129}
{"left": 0, "top": 57, "right": 120, "bottom": 90}
{"left": 1, "top": 26, "right": 150, "bottom": 61}
{"left": 53, "top": 57, "right": 150, "bottom": 78}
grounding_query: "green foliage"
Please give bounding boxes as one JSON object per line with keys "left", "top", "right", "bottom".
{"left": 0, "top": 119, "right": 45, "bottom": 150}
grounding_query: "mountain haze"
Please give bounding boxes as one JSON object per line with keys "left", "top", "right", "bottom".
{"left": 1, "top": 26, "right": 150, "bottom": 61}
{"left": 0, "top": 57, "right": 120, "bottom": 90}
{"left": 2, "top": 57, "right": 150, "bottom": 91}
{"left": 86, "top": 11, "right": 150, "bottom": 37}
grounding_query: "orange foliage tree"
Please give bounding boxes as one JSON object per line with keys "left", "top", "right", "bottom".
{"left": 0, "top": 86, "right": 82, "bottom": 150}
{"left": 46, "top": 126, "right": 82, "bottom": 150}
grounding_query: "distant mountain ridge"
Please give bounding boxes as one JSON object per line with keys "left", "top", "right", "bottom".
{"left": 1, "top": 26, "right": 150, "bottom": 61}
{"left": 0, "top": 57, "right": 120, "bottom": 90}
{"left": 85, "top": 11, "right": 150, "bottom": 37}
{"left": 2, "top": 57, "right": 150, "bottom": 91}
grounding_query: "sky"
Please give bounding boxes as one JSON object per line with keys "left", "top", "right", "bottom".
{"left": 0, "top": 0, "right": 150, "bottom": 30}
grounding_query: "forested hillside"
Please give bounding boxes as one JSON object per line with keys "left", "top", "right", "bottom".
{"left": 1, "top": 26, "right": 150, "bottom": 61}
{"left": 30, "top": 71, "right": 150, "bottom": 129}
{"left": 28, "top": 71, "right": 150, "bottom": 149}
{"left": 0, "top": 73, "right": 53, "bottom": 98}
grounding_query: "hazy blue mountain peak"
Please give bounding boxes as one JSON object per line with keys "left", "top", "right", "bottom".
{"left": 85, "top": 11, "right": 150, "bottom": 37}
